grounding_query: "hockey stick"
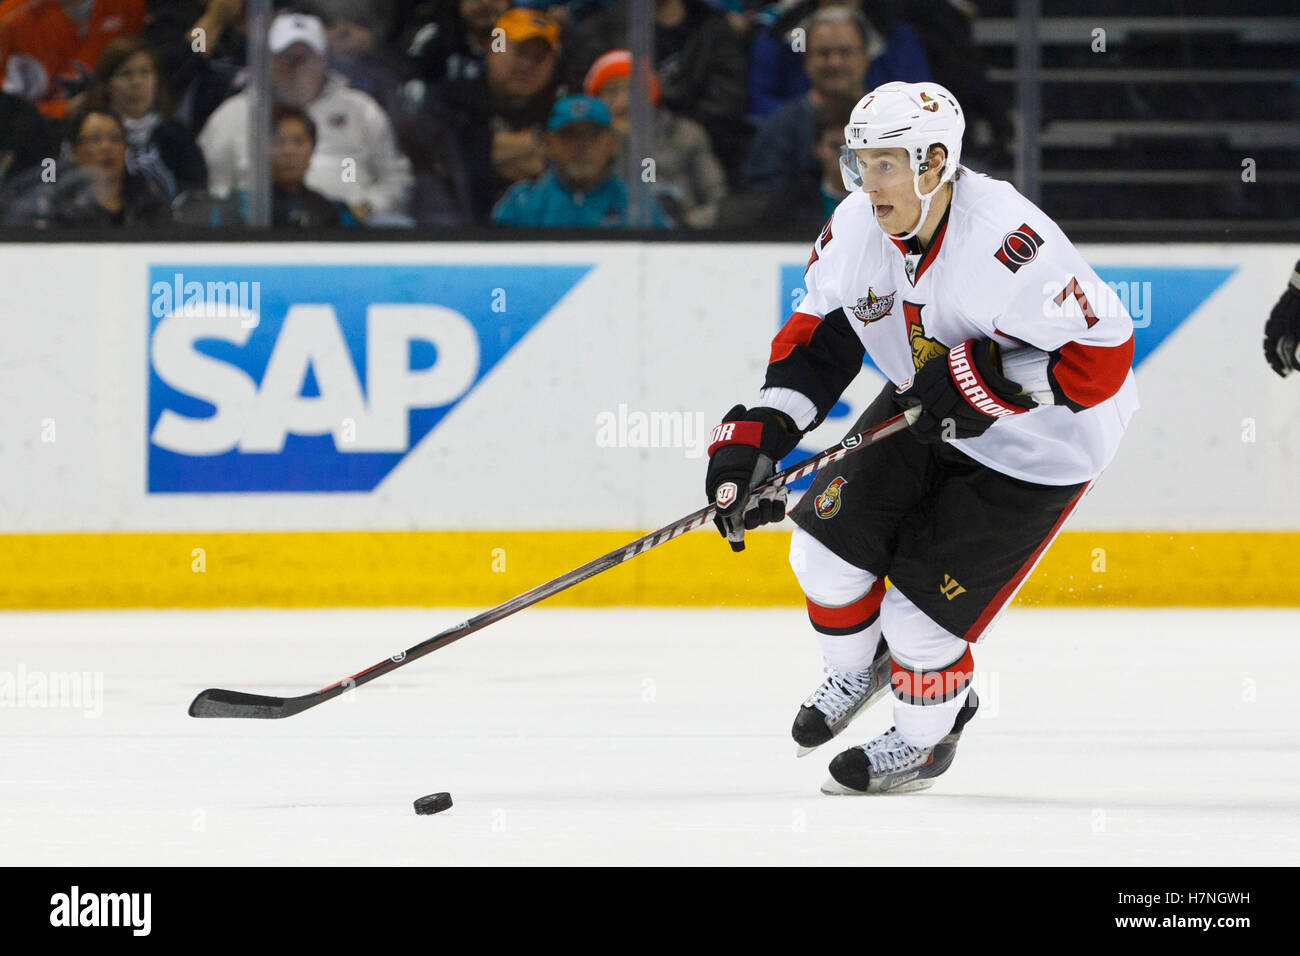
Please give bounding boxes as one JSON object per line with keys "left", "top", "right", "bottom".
{"left": 187, "top": 408, "right": 919, "bottom": 719}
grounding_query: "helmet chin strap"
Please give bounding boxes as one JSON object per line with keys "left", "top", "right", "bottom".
{"left": 874, "top": 172, "right": 947, "bottom": 242}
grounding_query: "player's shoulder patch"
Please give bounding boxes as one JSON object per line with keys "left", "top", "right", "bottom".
{"left": 806, "top": 214, "right": 835, "bottom": 273}
{"left": 994, "top": 223, "right": 1046, "bottom": 274}
{"left": 805, "top": 191, "right": 878, "bottom": 276}
{"left": 948, "top": 175, "right": 1060, "bottom": 284}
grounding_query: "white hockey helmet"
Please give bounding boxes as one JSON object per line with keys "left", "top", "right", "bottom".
{"left": 840, "top": 81, "right": 965, "bottom": 239}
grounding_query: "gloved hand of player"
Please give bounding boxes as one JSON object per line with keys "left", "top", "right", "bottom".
{"left": 1263, "top": 260, "right": 1300, "bottom": 377}
{"left": 893, "top": 338, "right": 1037, "bottom": 443}
{"left": 705, "top": 405, "right": 801, "bottom": 552}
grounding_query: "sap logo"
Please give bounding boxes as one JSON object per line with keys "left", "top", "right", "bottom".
{"left": 152, "top": 302, "right": 479, "bottom": 454}
{"left": 148, "top": 264, "right": 591, "bottom": 492}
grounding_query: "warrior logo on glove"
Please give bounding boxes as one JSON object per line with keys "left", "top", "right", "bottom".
{"left": 715, "top": 481, "right": 738, "bottom": 509}
{"left": 705, "top": 405, "right": 803, "bottom": 552}
{"left": 893, "top": 337, "right": 1037, "bottom": 444}
{"left": 947, "top": 340, "right": 1025, "bottom": 418}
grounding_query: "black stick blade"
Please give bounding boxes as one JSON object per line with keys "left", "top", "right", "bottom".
{"left": 189, "top": 688, "right": 294, "bottom": 719}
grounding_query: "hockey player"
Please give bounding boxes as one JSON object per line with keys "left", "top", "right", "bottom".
{"left": 1263, "top": 260, "right": 1300, "bottom": 377}
{"left": 705, "top": 82, "right": 1137, "bottom": 794}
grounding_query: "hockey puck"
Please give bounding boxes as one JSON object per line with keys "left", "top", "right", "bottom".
{"left": 414, "top": 792, "right": 453, "bottom": 815}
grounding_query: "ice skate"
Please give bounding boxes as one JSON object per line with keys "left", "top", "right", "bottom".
{"left": 791, "top": 639, "right": 891, "bottom": 756}
{"left": 821, "top": 689, "right": 979, "bottom": 794}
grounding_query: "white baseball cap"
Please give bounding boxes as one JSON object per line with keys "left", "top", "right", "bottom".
{"left": 269, "top": 13, "right": 327, "bottom": 55}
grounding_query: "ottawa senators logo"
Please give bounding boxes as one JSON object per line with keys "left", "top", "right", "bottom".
{"left": 994, "top": 224, "right": 1045, "bottom": 273}
{"left": 814, "top": 476, "right": 847, "bottom": 519}
{"left": 920, "top": 92, "right": 939, "bottom": 113}
{"left": 904, "top": 301, "right": 947, "bottom": 370}
{"left": 852, "top": 288, "right": 895, "bottom": 324}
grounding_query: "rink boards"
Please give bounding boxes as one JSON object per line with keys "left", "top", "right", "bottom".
{"left": 0, "top": 240, "right": 1295, "bottom": 607}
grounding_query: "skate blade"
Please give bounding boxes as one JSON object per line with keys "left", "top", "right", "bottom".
{"left": 820, "top": 776, "right": 937, "bottom": 796}
{"left": 795, "top": 744, "right": 818, "bottom": 758}
{"left": 820, "top": 777, "right": 867, "bottom": 795}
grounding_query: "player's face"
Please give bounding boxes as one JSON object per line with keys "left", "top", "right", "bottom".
{"left": 854, "top": 148, "right": 918, "bottom": 231}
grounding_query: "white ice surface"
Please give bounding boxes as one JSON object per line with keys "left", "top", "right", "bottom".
{"left": 2, "top": 607, "right": 1297, "bottom": 866}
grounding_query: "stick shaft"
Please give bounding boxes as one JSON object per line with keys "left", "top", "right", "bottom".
{"left": 189, "top": 411, "right": 913, "bottom": 718}
{"left": 354, "top": 409, "right": 912, "bottom": 674}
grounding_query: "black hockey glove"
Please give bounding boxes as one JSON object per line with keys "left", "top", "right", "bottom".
{"left": 705, "top": 405, "right": 802, "bottom": 552}
{"left": 1263, "top": 260, "right": 1300, "bottom": 377}
{"left": 893, "top": 338, "right": 1037, "bottom": 444}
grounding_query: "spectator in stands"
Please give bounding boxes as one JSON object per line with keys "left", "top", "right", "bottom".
{"left": 584, "top": 48, "right": 725, "bottom": 228}
{"left": 198, "top": 12, "right": 413, "bottom": 222}
{"left": 178, "top": 104, "right": 359, "bottom": 227}
{"left": 144, "top": 0, "right": 247, "bottom": 134}
{"left": 402, "top": 0, "right": 509, "bottom": 88}
{"left": 389, "top": 96, "right": 474, "bottom": 226}
{"left": 0, "top": 90, "right": 51, "bottom": 187}
{"left": 89, "top": 36, "right": 208, "bottom": 198}
{"left": 377, "top": 1, "right": 476, "bottom": 228}
{"left": 433, "top": 7, "right": 561, "bottom": 222}
{"left": 492, "top": 94, "right": 670, "bottom": 227}
{"left": 266, "top": 104, "right": 358, "bottom": 226}
{"left": 62, "top": 106, "right": 170, "bottom": 225}
{"left": 565, "top": 0, "right": 750, "bottom": 183}
{"left": 746, "top": 0, "right": 929, "bottom": 121}
{"left": 0, "top": 0, "right": 146, "bottom": 118}
{"left": 743, "top": 6, "right": 915, "bottom": 192}
{"left": 313, "top": 0, "right": 406, "bottom": 117}
{"left": 2, "top": 106, "right": 170, "bottom": 227}
{"left": 716, "top": 94, "right": 855, "bottom": 232}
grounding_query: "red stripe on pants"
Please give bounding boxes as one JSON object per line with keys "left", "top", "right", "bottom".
{"left": 891, "top": 646, "right": 974, "bottom": 703}
{"left": 806, "top": 579, "right": 886, "bottom": 631}
{"left": 962, "top": 482, "right": 1091, "bottom": 643}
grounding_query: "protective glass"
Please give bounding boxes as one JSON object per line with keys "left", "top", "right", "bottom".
{"left": 839, "top": 146, "right": 913, "bottom": 193}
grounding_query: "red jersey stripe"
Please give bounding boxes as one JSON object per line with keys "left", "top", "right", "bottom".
{"left": 912, "top": 213, "right": 950, "bottom": 283}
{"left": 1050, "top": 334, "right": 1134, "bottom": 408}
{"left": 770, "top": 312, "right": 823, "bottom": 364}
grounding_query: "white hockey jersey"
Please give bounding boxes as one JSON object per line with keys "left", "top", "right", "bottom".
{"left": 759, "top": 168, "right": 1138, "bottom": 486}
